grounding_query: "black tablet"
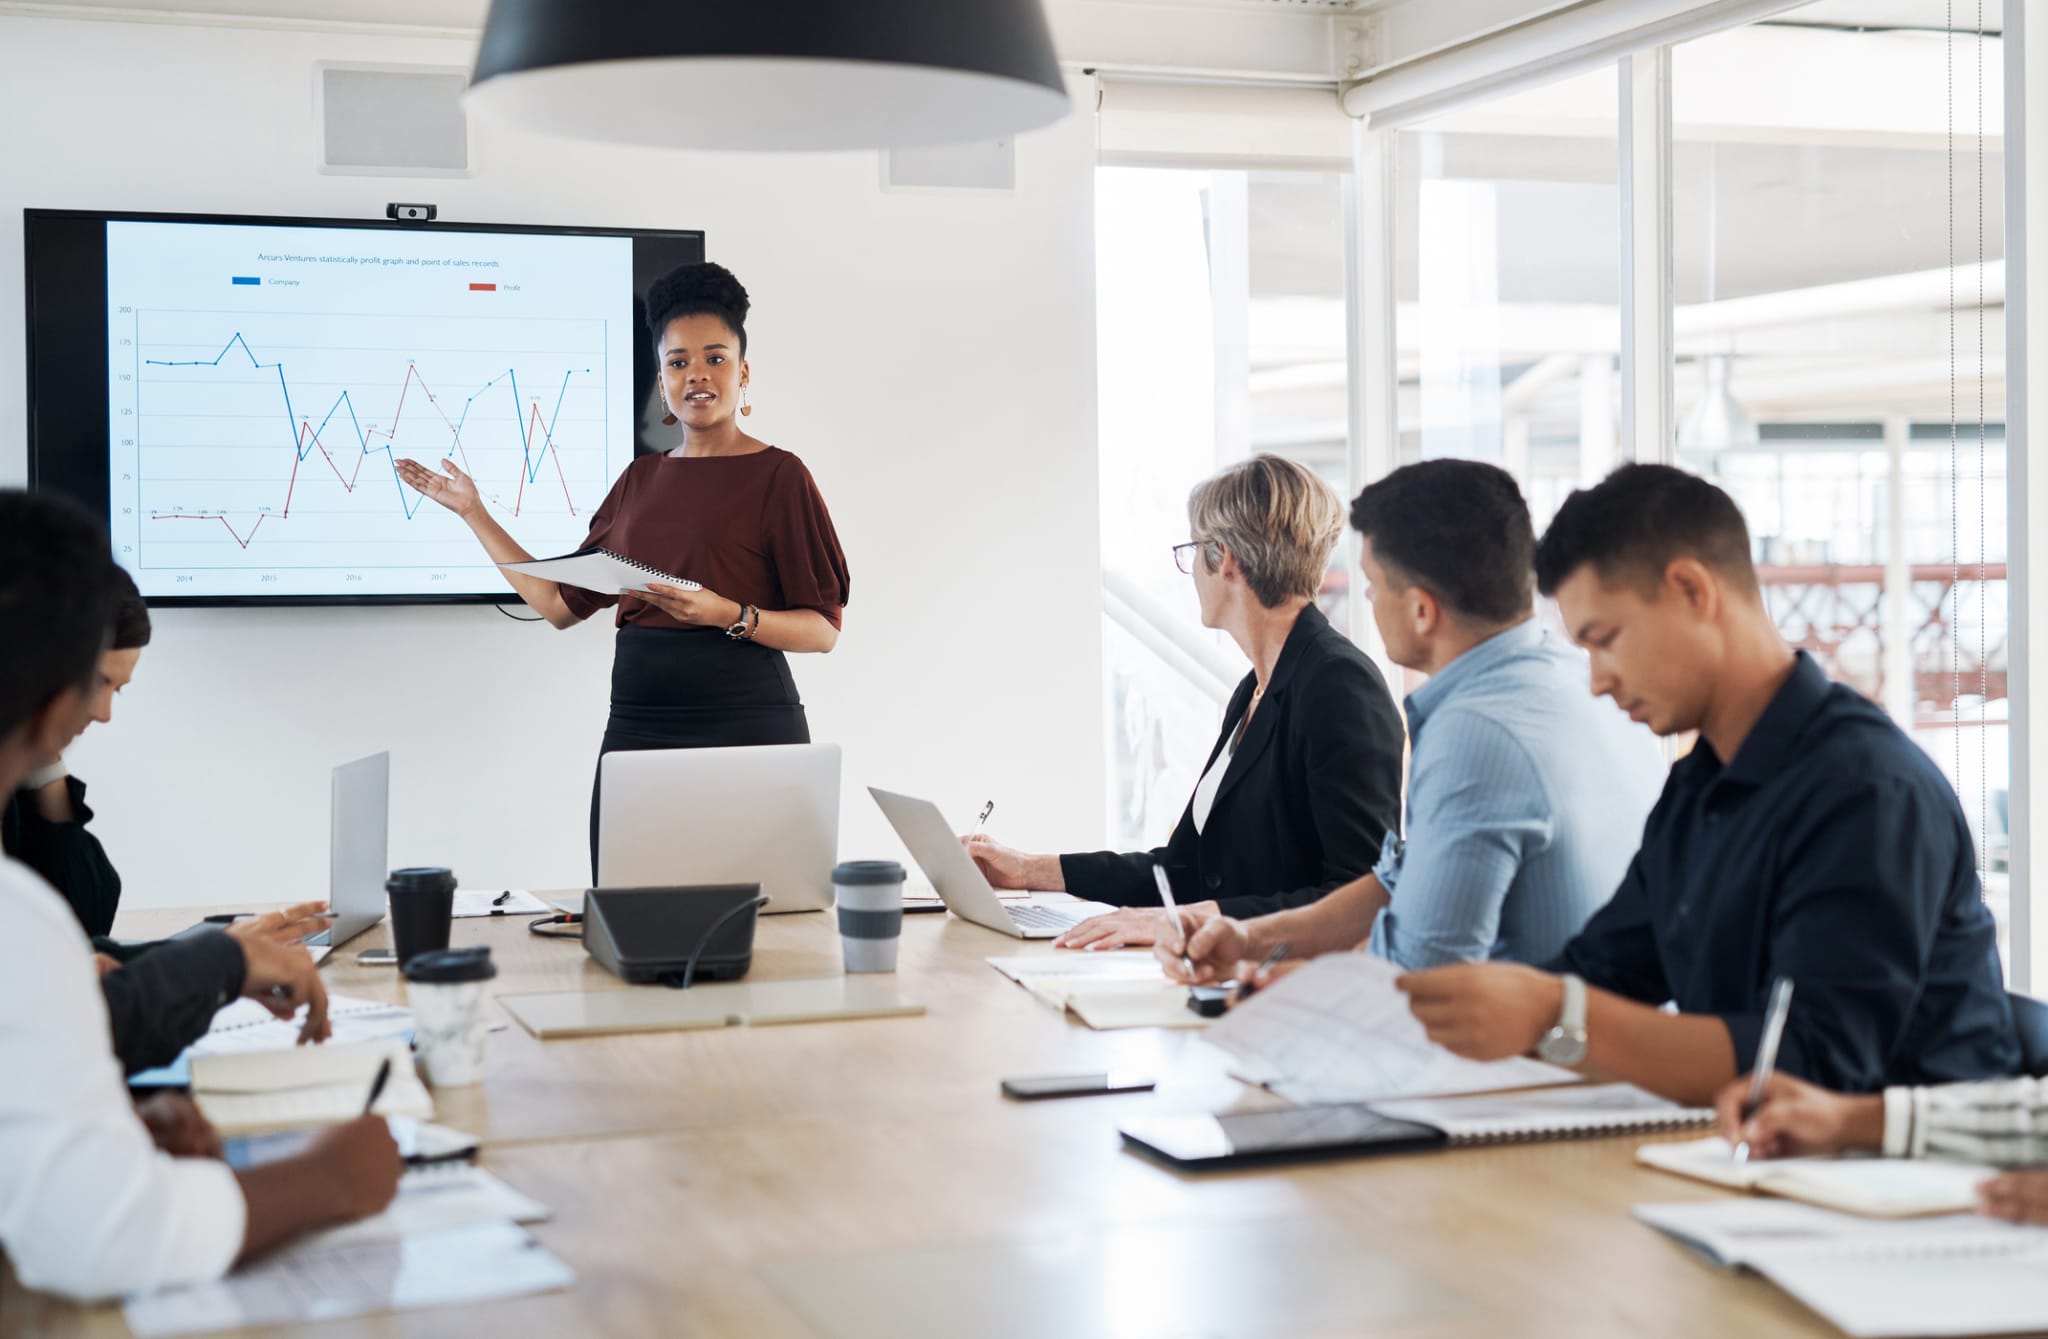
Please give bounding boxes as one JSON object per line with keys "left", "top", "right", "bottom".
{"left": 1120, "top": 1104, "right": 1448, "bottom": 1170}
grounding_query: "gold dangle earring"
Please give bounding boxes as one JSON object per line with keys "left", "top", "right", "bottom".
{"left": 660, "top": 396, "right": 678, "bottom": 427}
{"left": 740, "top": 384, "right": 752, "bottom": 418}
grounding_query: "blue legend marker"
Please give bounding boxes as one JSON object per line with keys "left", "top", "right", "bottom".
{"left": 231, "top": 276, "right": 260, "bottom": 286}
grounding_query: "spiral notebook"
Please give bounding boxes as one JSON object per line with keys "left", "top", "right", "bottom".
{"left": 497, "top": 546, "right": 700, "bottom": 595}
{"left": 1636, "top": 1199, "right": 2048, "bottom": 1337}
{"left": 1638, "top": 1136, "right": 1996, "bottom": 1217}
{"left": 1370, "top": 1083, "right": 1713, "bottom": 1144}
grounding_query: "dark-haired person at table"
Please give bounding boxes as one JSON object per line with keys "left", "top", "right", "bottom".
{"left": 3, "top": 564, "right": 151, "bottom": 941}
{"left": 968, "top": 454, "right": 1404, "bottom": 948}
{"left": 0, "top": 564, "right": 334, "bottom": 1072}
{"left": 1396, "top": 465, "right": 2015, "bottom": 1106}
{"left": 399, "top": 261, "right": 850, "bottom": 880}
{"left": 0, "top": 489, "right": 400, "bottom": 1301}
{"left": 1162, "top": 460, "right": 1660, "bottom": 982}
{"left": 1712, "top": 1072, "right": 2048, "bottom": 1225}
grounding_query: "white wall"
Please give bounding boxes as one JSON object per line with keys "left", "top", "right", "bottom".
{"left": 0, "top": 15, "right": 1106, "bottom": 909}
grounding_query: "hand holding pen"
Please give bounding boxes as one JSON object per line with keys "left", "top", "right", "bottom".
{"left": 1731, "top": 977, "right": 1796, "bottom": 1166}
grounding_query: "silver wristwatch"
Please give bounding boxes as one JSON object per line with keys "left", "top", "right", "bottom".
{"left": 1536, "top": 972, "right": 1589, "bottom": 1066}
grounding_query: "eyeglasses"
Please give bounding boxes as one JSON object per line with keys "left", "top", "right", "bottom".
{"left": 1172, "top": 540, "right": 1212, "bottom": 576}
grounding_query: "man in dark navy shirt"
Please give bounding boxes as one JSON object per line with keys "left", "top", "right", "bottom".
{"left": 1397, "top": 464, "right": 2015, "bottom": 1105}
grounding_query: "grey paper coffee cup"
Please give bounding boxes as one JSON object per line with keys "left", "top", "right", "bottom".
{"left": 833, "top": 860, "right": 905, "bottom": 974}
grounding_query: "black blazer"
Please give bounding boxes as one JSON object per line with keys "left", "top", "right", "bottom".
{"left": 1060, "top": 605, "right": 1404, "bottom": 917}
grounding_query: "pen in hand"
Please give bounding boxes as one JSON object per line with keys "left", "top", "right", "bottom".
{"left": 1731, "top": 977, "right": 1795, "bottom": 1166}
{"left": 1150, "top": 862, "right": 1195, "bottom": 980}
{"left": 966, "top": 800, "right": 994, "bottom": 843}
{"left": 1235, "top": 942, "right": 1291, "bottom": 1002}
{"left": 362, "top": 1057, "right": 393, "bottom": 1117}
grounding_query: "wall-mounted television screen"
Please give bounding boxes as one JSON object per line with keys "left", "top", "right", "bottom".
{"left": 25, "top": 209, "right": 704, "bottom": 605}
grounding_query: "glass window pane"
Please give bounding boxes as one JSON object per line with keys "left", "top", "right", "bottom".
{"left": 1391, "top": 64, "right": 1622, "bottom": 687}
{"left": 1095, "top": 166, "right": 1350, "bottom": 849}
{"left": 1670, "top": 6, "right": 2008, "bottom": 958}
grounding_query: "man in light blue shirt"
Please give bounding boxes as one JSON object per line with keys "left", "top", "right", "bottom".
{"left": 1170, "top": 459, "right": 1662, "bottom": 978}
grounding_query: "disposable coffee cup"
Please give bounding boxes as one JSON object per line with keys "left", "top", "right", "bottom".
{"left": 833, "top": 860, "right": 906, "bottom": 974}
{"left": 386, "top": 867, "right": 456, "bottom": 967}
{"left": 403, "top": 945, "right": 496, "bottom": 1087}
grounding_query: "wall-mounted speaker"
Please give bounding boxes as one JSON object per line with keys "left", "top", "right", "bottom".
{"left": 315, "top": 62, "right": 472, "bottom": 178}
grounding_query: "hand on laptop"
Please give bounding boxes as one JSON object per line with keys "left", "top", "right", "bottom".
{"left": 1712, "top": 1072, "right": 1883, "bottom": 1160}
{"left": 963, "top": 835, "right": 1064, "bottom": 892}
{"left": 137, "top": 1093, "right": 224, "bottom": 1160}
{"left": 226, "top": 900, "right": 335, "bottom": 948}
{"left": 236, "top": 936, "right": 332, "bottom": 1044}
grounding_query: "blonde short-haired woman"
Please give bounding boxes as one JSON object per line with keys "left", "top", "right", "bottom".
{"left": 971, "top": 454, "right": 1404, "bottom": 949}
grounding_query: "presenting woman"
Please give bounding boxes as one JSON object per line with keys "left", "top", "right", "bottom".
{"left": 399, "top": 262, "right": 849, "bottom": 876}
{"left": 969, "top": 454, "right": 1403, "bottom": 949}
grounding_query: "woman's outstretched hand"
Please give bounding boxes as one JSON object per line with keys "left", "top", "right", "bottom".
{"left": 395, "top": 458, "right": 481, "bottom": 519}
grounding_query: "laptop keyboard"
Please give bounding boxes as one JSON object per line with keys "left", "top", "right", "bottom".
{"left": 1006, "top": 904, "right": 1085, "bottom": 933}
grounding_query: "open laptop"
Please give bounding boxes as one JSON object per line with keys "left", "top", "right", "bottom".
{"left": 304, "top": 750, "right": 390, "bottom": 950}
{"left": 868, "top": 787, "right": 1097, "bottom": 939}
{"left": 599, "top": 744, "right": 839, "bottom": 914}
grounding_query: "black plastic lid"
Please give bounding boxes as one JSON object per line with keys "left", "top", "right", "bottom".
{"left": 387, "top": 867, "right": 457, "bottom": 895}
{"left": 403, "top": 945, "right": 496, "bottom": 983}
{"left": 831, "top": 860, "right": 906, "bottom": 886}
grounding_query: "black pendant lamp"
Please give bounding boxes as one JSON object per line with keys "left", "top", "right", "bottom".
{"left": 467, "top": 0, "right": 1070, "bottom": 151}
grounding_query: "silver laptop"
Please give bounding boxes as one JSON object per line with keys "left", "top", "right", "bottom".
{"left": 599, "top": 744, "right": 839, "bottom": 914}
{"left": 305, "top": 751, "right": 389, "bottom": 950}
{"left": 868, "top": 787, "right": 1094, "bottom": 939}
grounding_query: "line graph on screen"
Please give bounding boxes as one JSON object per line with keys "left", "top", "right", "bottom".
{"left": 127, "top": 308, "right": 613, "bottom": 570}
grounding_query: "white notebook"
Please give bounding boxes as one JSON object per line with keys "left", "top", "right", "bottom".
{"left": 1373, "top": 1084, "right": 1711, "bottom": 1144}
{"left": 497, "top": 546, "right": 698, "bottom": 595}
{"left": 984, "top": 952, "right": 1208, "bottom": 1029}
{"left": 1636, "top": 1199, "right": 2048, "bottom": 1338}
{"left": 191, "top": 1037, "right": 433, "bottom": 1134}
{"left": 1638, "top": 1136, "right": 1997, "bottom": 1218}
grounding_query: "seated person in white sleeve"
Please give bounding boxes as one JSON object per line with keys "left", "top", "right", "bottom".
{"left": 1715, "top": 1071, "right": 2048, "bottom": 1225}
{"left": 0, "top": 489, "right": 402, "bottom": 1301}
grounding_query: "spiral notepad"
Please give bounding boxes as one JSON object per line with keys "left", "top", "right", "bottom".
{"left": 1635, "top": 1199, "right": 2048, "bottom": 1338}
{"left": 497, "top": 546, "right": 702, "bottom": 596}
{"left": 1372, "top": 1083, "right": 1713, "bottom": 1145}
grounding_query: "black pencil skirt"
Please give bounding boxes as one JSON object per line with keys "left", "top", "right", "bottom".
{"left": 589, "top": 624, "right": 811, "bottom": 881}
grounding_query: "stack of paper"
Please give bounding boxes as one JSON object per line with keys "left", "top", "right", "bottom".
{"left": 1637, "top": 1199, "right": 2048, "bottom": 1338}
{"left": 1638, "top": 1137, "right": 1997, "bottom": 1217}
{"left": 451, "top": 889, "right": 552, "bottom": 918}
{"left": 190, "top": 993, "right": 414, "bottom": 1058}
{"left": 985, "top": 953, "right": 1209, "bottom": 1030}
{"left": 192, "top": 1037, "right": 433, "bottom": 1134}
{"left": 124, "top": 1221, "right": 573, "bottom": 1337}
{"left": 1204, "top": 954, "right": 1576, "bottom": 1103}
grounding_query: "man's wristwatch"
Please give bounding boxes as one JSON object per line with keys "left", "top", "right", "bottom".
{"left": 1536, "top": 972, "right": 1589, "bottom": 1066}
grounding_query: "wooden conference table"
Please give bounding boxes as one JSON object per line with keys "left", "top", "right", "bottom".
{"left": 4, "top": 898, "right": 1842, "bottom": 1339}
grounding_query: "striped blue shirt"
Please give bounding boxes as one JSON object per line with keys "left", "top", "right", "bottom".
{"left": 1368, "top": 618, "right": 1663, "bottom": 970}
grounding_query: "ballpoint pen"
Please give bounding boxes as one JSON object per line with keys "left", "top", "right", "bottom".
{"left": 492, "top": 891, "right": 512, "bottom": 907}
{"left": 1150, "top": 861, "right": 1195, "bottom": 981}
{"left": 362, "top": 1056, "right": 393, "bottom": 1116}
{"left": 966, "top": 800, "right": 994, "bottom": 842}
{"left": 1731, "top": 977, "right": 1795, "bottom": 1166}
{"left": 1234, "top": 942, "right": 1291, "bottom": 1002}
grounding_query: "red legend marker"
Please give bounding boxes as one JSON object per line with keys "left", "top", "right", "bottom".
{"left": 469, "top": 282, "right": 497, "bottom": 291}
